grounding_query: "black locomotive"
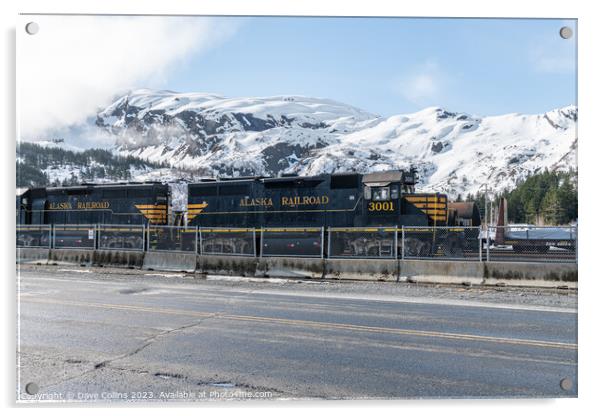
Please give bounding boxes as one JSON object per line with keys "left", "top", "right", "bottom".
{"left": 186, "top": 170, "right": 478, "bottom": 256}
{"left": 16, "top": 170, "right": 480, "bottom": 257}
{"left": 17, "top": 182, "right": 169, "bottom": 249}
{"left": 17, "top": 182, "right": 169, "bottom": 225}
{"left": 187, "top": 170, "right": 449, "bottom": 227}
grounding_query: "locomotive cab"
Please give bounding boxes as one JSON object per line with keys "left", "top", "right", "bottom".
{"left": 361, "top": 170, "right": 415, "bottom": 226}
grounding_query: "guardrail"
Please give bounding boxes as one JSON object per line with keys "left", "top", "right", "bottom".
{"left": 15, "top": 224, "right": 578, "bottom": 263}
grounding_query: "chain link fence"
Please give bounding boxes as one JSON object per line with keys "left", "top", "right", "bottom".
{"left": 328, "top": 227, "right": 397, "bottom": 259}
{"left": 261, "top": 228, "right": 323, "bottom": 257}
{"left": 402, "top": 226, "right": 481, "bottom": 261}
{"left": 98, "top": 225, "right": 145, "bottom": 251}
{"left": 53, "top": 224, "right": 96, "bottom": 249}
{"left": 485, "top": 225, "right": 577, "bottom": 263}
{"left": 16, "top": 223, "right": 578, "bottom": 264}
{"left": 200, "top": 228, "right": 256, "bottom": 256}
{"left": 16, "top": 225, "right": 51, "bottom": 248}
{"left": 147, "top": 226, "right": 197, "bottom": 252}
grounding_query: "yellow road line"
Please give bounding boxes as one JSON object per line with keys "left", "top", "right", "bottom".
{"left": 21, "top": 297, "right": 577, "bottom": 350}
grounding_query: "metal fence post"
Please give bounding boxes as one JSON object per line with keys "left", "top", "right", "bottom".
{"left": 140, "top": 224, "right": 145, "bottom": 252}
{"left": 575, "top": 225, "right": 578, "bottom": 263}
{"left": 259, "top": 227, "right": 264, "bottom": 257}
{"left": 327, "top": 228, "right": 331, "bottom": 258}
{"left": 479, "top": 226, "right": 482, "bottom": 262}
{"left": 486, "top": 225, "right": 490, "bottom": 262}
{"left": 51, "top": 224, "right": 55, "bottom": 249}
{"left": 320, "top": 226, "right": 325, "bottom": 259}
{"left": 394, "top": 226, "right": 398, "bottom": 259}
{"left": 401, "top": 226, "right": 405, "bottom": 260}
{"left": 199, "top": 227, "right": 203, "bottom": 256}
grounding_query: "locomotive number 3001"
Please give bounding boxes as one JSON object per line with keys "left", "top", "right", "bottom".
{"left": 368, "top": 201, "right": 395, "bottom": 212}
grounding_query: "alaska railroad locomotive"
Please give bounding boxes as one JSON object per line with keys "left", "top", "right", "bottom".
{"left": 16, "top": 170, "right": 480, "bottom": 257}
{"left": 185, "top": 170, "right": 456, "bottom": 228}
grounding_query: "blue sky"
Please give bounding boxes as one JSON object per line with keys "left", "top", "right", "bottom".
{"left": 165, "top": 17, "right": 577, "bottom": 117}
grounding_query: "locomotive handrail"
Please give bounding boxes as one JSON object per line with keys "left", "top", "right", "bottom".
{"left": 97, "top": 227, "right": 145, "bottom": 232}
{"left": 262, "top": 227, "right": 323, "bottom": 232}
{"left": 200, "top": 228, "right": 256, "bottom": 233}
{"left": 53, "top": 224, "right": 97, "bottom": 230}
{"left": 328, "top": 227, "right": 398, "bottom": 232}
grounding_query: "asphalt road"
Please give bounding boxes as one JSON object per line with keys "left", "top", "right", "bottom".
{"left": 17, "top": 265, "right": 577, "bottom": 401}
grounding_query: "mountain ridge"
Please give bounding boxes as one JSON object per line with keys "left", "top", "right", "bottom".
{"left": 23, "top": 89, "right": 577, "bottom": 198}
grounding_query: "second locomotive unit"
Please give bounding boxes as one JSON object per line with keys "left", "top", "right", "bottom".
{"left": 187, "top": 170, "right": 450, "bottom": 228}
{"left": 186, "top": 169, "right": 479, "bottom": 257}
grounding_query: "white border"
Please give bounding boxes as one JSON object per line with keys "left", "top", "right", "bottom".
{"left": 2, "top": 0, "right": 600, "bottom": 414}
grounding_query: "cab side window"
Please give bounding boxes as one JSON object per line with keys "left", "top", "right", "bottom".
{"left": 372, "top": 187, "right": 390, "bottom": 201}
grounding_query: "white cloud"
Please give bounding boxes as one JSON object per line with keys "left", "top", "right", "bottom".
{"left": 18, "top": 15, "right": 240, "bottom": 139}
{"left": 407, "top": 73, "right": 438, "bottom": 101}
{"left": 396, "top": 61, "right": 446, "bottom": 106}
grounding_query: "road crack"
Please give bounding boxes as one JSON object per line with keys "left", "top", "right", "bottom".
{"left": 41, "top": 313, "right": 222, "bottom": 390}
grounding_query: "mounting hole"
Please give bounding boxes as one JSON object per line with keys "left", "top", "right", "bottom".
{"left": 25, "top": 382, "right": 39, "bottom": 395}
{"left": 25, "top": 22, "right": 39, "bottom": 35}
{"left": 560, "top": 377, "right": 573, "bottom": 391}
{"left": 559, "top": 26, "right": 573, "bottom": 40}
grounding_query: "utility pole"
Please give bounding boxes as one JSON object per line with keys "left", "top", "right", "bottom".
{"left": 479, "top": 184, "right": 491, "bottom": 226}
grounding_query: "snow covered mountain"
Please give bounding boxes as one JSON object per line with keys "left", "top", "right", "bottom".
{"left": 41, "top": 89, "right": 579, "bottom": 197}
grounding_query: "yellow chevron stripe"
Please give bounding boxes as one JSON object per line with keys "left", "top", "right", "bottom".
{"left": 135, "top": 203, "right": 167, "bottom": 224}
